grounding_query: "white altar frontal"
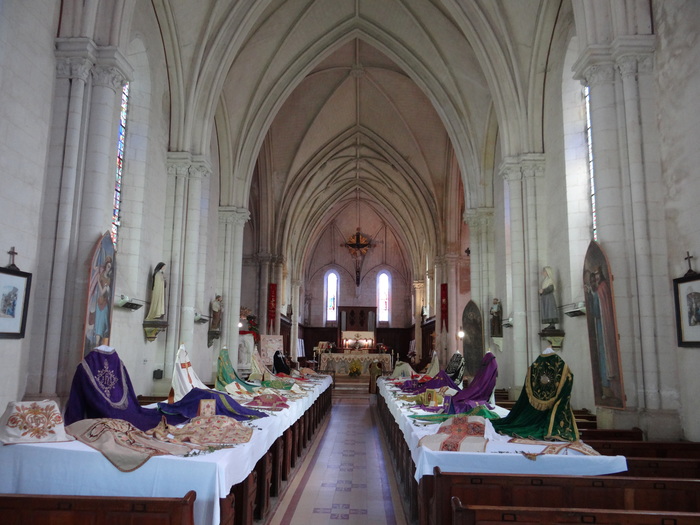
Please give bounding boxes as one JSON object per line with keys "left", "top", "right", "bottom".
{"left": 320, "top": 352, "right": 391, "bottom": 376}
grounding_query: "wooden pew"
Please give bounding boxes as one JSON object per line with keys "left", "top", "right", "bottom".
{"left": 587, "top": 439, "right": 700, "bottom": 458}
{"left": 0, "top": 491, "right": 196, "bottom": 525}
{"left": 579, "top": 427, "right": 644, "bottom": 441}
{"left": 624, "top": 456, "right": 700, "bottom": 478}
{"left": 430, "top": 467, "right": 700, "bottom": 525}
{"left": 451, "top": 497, "right": 700, "bottom": 525}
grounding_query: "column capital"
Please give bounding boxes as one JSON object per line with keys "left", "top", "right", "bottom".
{"left": 583, "top": 63, "right": 615, "bottom": 87}
{"left": 291, "top": 279, "right": 302, "bottom": 288}
{"left": 167, "top": 153, "right": 211, "bottom": 180}
{"left": 616, "top": 55, "right": 638, "bottom": 78}
{"left": 499, "top": 157, "right": 522, "bottom": 182}
{"left": 219, "top": 206, "right": 250, "bottom": 225}
{"left": 256, "top": 252, "right": 274, "bottom": 264}
{"left": 464, "top": 207, "right": 494, "bottom": 230}
{"left": 56, "top": 57, "right": 92, "bottom": 81}
{"left": 413, "top": 280, "right": 425, "bottom": 291}
{"left": 92, "top": 65, "right": 127, "bottom": 92}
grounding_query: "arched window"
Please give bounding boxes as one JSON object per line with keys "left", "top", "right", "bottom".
{"left": 111, "top": 82, "right": 129, "bottom": 247}
{"left": 562, "top": 34, "right": 596, "bottom": 298}
{"left": 377, "top": 270, "right": 391, "bottom": 323}
{"left": 325, "top": 270, "right": 339, "bottom": 324}
{"left": 584, "top": 85, "right": 598, "bottom": 241}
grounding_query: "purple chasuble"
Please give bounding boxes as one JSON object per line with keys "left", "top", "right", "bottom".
{"left": 400, "top": 370, "right": 458, "bottom": 395}
{"left": 449, "top": 352, "right": 498, "bottom": 414}
{"left": 64, "top": 347, "right": 169, "bottom": 431}
{"left": 157, "top": 388, "right": 267, "bottom": 421}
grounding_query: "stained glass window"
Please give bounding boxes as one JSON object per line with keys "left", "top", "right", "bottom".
{"left": 111, "top": 82, "right": 129, "bottom": 246}
{"left": 584, "top": 85, "right": 597, "bottom": 241}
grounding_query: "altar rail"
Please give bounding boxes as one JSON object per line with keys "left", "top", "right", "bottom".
{"left": 0, "top": 490, "right": 196, "bottom": 525}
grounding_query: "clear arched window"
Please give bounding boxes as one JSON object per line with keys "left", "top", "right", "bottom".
{"left": 325, "top": 270, "right": 339, "bottom": 323}
{"left": 377, "top": 271, "right": 391, "bottom": 323}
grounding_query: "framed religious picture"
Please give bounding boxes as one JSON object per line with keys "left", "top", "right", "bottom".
{"left": 673, "top": 272, "right": 700, "bottom": 347}
{"left": 0, "top": 266, "right": 32, "bottom": 339}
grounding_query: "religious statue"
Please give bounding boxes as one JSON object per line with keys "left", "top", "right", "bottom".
{"left": 210, "top": 295, "right": 223, "bottom": 331}
{"left": 490, "top": 298, "right": 502, "bottom": 337}
{"left": 145, "top": 262, "right": 166, "bottom": 320}
{"left": 539, "top": 266, "right": 559, "bottom": 329}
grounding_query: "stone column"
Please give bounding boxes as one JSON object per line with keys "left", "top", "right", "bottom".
{"left": 413, "top": 280, "right": 425, "bottom": 356}
{"left": 30, "top": 45, "right": 94, "bottom": 399}
{"left": 465, "top": 207, "right": 495, "bottom": 341}
{"left": 521, "top": 156, "right": 545, "bottom": 356}
{"left": 444, "top": 254, "right": 460, "bottom": 360}
{"left": 219, "top": 207, "right": 250, "bottom": 369}
{"left": 290, "top": 279, "right": 301, "bottom": 360}
{"left": 617, "top": 52, "right": 660, "bottom": 410}
{"left": 174, "top": 156, "right": 210, "bottom": 358}
{"left": 501, "top": 159, "right": 529, "bottom": 384}
{"left": 63, "top": 51, "right": 130, "bottom": 391}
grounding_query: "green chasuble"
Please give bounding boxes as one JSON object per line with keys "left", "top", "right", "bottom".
{"left": 491, "top": 352, "right": 579, "bottom": 441}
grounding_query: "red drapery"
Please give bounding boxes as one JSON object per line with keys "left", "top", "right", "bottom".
{"left": 267, "top": 283, "right": 277, "bottom": 332}
{"left": 440, "top": 283, "right": 448, "bottom": 330}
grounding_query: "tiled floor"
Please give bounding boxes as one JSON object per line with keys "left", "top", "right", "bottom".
{"left": 268, "top": 395, "right": 408, "bottom": 525}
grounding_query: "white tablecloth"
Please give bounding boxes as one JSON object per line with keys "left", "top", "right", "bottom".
{"left": 0, "top": 375, "right": 332, "bottom": 525}
{"left": 377, "top": 378, "right": 628, "bottom": 481}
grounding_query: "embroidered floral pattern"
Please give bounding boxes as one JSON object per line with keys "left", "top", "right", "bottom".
{"left": 7, "top": 402, "right": 64, "bottom": 439}
{"left": 96, "top": 360, "right": 119, "bottom": 398}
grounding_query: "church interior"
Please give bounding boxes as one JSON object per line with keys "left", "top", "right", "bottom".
{"left": 2, "top": 1, "right": 700, "bottom": 524}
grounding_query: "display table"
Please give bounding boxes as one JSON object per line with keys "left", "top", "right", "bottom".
{"left": 319, "top": 353, "right": 391, "bottom": 376}
{"left": 376, "top": 377, "right": 627, "bottom": 481}
{"left": 0, "top": 376, "right": 332, "bottom": 525}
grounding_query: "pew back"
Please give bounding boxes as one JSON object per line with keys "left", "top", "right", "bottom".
{"left": 452, "top": 498, "right": 700, "bottom": 525}
{"left": 587, "top": 440, "right": 700, "bottom": 458}
{"left": 0, "top": 491, "right": 196, "bottom": 525}
{"left": 432, "top": 468, "right": 700, "bottom": 525}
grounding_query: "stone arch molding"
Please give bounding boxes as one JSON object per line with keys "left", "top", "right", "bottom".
{"left": 281, "top": 128, "right": 437, "bottom": 281}
{"left": 156, "top": 1, "right": 517, "bottom": 209}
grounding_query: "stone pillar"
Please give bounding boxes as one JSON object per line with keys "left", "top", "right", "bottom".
{"left": 465, "top": 207, "right": 495, "bottom": 342}
{"left": 61, "top": 50, "right": 131, "bottom": 393}
{"left": 30, "top": 45, "right": 94, "bottom": 399}
{"left": 219, "top": 207, "right": 250, "bottom": 369}
{"left": 290, "top": 279, "right": 301, "bottom": 360}
{"left": 521, "top": 156, "right": 545, "bottom": 356}
{"left": 445, "top": 254, "right": 460, "bottom": 360}
{"left": 617, "top": 52, "right": 660, "bottom": 410}
{"left": 433, "top": 257, "right": 445, "bottom": 361}
{"left": 171, "top": 156, "right": 209, "bottom": 358}
{"left": 502, "top": 159, "right": 529, "bottom": 384}
{"left": 413, "top": 280, "right": 425, "bottom": 357}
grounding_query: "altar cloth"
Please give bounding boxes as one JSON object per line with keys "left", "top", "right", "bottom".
{"left": 319, "top": 353, "right": 391, "bottom": 376}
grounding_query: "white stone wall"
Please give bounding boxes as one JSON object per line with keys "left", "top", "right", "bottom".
{"left": 655, "top": 0, "right": 700, "bottom": 441}
{"left": 0, "top": 1, "right": 59, "bottom": 409}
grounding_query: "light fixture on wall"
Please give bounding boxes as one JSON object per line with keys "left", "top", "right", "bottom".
{"left": 562, "top": 302, "right": 587, "bottom": 317}
{"left": 457, "top": 327, "right": 465, "bottom": 340}
{"left": 115, "top": 294, "right": 143, "bottom": 310}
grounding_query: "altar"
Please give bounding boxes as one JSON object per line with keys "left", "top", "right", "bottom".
{"left": 319, "top": 352, "right": 391, "bottom": 376}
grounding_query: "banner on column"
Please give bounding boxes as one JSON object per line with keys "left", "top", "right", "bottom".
{"left": 440, "top": 283, "right": 448, "bottom": 331}
{"left": 267, "top": 283, "right": 277, "bottom": 332}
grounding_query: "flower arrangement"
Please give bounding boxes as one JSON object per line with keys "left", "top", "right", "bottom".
{"left": 349, "top": 359, "right": 362, "bottom": 377}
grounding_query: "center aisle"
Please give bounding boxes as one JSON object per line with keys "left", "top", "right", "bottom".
{"left": 268, "top": 388, "right": 408, "bottom": 525}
